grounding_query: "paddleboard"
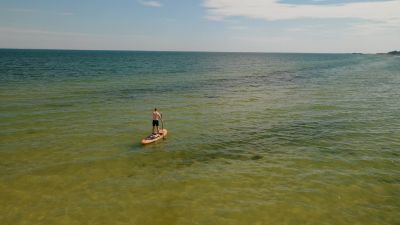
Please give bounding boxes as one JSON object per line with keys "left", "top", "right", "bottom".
{"left": 141, "top": 129, "right": 168, "bottom": 145}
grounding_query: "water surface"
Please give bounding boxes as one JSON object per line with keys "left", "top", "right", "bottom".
{"left": 1, "top": 49, "right": 399, "bottom": 224}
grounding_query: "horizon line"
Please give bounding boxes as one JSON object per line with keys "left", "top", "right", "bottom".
{"left": 0, "top": 47, "right": 390, "bottom": 54}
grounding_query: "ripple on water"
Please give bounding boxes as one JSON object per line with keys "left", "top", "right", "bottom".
{"left": 1, "top": 51, "right": 400, "bottom": 224}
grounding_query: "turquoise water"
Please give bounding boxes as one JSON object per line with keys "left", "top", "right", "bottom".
{"left": 1, "top": 49, "right": 399, "bottom": 224}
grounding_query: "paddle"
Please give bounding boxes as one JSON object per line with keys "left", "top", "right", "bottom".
{"left": 160, "top": 113, "right": 165, "bottom": 139}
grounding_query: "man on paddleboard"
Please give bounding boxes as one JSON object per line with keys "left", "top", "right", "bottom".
{"left": 141, "top": 108, "right": 167, "bottom": 144}
{"left": 152, "top": 108, "right": 162, "bottom": 135}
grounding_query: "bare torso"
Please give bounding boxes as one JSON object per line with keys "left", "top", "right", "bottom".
{"left": 152, "top": 111, "right": 161, "bottom": 120}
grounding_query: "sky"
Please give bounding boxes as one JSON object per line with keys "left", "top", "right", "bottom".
{"left": 0, "top": 0, "right": 399, "bottom": 53}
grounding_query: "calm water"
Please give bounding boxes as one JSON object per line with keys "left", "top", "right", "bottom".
{"left": 1, "top": 49, "right": 399, "bottom": 224}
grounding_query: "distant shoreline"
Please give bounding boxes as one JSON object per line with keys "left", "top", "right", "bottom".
{"left": 0, "top": 48, "right": 397, "bottom": 55}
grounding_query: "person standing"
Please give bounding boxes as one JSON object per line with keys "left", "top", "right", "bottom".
{"left": 152, "top": 108, "right": 162, "bottom": 135}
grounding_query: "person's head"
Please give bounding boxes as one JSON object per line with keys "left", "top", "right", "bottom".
{"left": 154, "top": 108, "right": 157, "bottom": 111}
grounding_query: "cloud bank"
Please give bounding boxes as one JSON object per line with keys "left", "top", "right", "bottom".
{"left": 204, "top": 0, "right": 400, "bottom": 24}
{"left": 138, "top": 0, "right": 162, "bottom": 7}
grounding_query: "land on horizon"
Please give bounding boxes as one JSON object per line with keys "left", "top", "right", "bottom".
{"left": 1, "top": 48, "right": 399, "bottom": 55}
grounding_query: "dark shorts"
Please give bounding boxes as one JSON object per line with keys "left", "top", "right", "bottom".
{"left": 152, "top": 120, "right": 159, "bottom": 126}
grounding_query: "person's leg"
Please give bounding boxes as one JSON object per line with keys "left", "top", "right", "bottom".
{"left": 152, "top": 120, "right": 156, "bottom": 134}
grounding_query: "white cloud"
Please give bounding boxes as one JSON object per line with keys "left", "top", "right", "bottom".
{"left": 203, "top": 0, "right": 400, "bottom": 52}
{"left": 138, "top": 0, "right": 162, "bottom": 7}
{"left": 204, "top": 0, "right": 400, "bottom": 23}
{"left": 309, "top": 0, "right": 330, "bottom": 2}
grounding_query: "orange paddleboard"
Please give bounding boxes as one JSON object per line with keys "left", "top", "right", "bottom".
{"left": 141, "top": 129, "right": 168, "bottom": 145}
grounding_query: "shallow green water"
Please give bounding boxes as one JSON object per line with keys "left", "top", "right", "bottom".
{"left": 1, "top": 50, "right": 399, "bottom": 224}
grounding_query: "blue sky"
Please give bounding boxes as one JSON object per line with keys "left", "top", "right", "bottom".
{"left": 0, "top": 0, "right": 399, "bottom": 52}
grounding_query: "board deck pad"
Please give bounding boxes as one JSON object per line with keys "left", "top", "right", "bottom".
{"left": 141, "top": 129, "right": 168, "bottom": 145}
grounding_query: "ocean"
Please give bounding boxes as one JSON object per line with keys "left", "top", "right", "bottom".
{"left": 1, "top": 49, "right": 399, "bottom": 224}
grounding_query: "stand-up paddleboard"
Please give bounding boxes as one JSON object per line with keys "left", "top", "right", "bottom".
{"left": 141, "top": 129, "right": 168, "bottom": 145}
